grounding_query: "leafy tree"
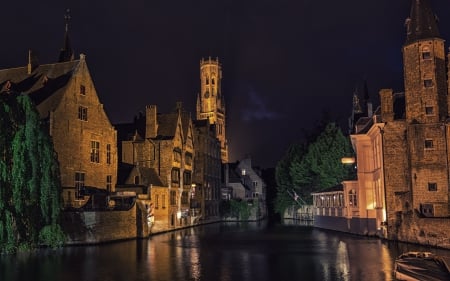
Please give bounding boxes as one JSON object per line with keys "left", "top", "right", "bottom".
{"left": 0, "top": 92, "right": 64, "bottom": 253}
{"left": 273, "top": 143, "right": 305, "bottom": 214}
{"left": 291, "top": 123, "right": 354, "bottom": 203}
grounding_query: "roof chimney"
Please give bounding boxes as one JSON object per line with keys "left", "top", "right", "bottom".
{"left": 145, "top": 105, "right": 158, "bottom": 139}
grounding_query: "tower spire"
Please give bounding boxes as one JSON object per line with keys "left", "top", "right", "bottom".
{"left": 58, "top": 8, "right": 74, "bottom": 62}
{"left": 405, "top": 0, "right": 440, "bottom": 44}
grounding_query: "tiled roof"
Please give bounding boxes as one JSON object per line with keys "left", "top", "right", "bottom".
{"left": 0, "top": 60, "right": 79, "bottom": 118}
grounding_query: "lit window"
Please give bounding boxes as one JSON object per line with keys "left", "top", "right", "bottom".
{"left": 78, "top": 106, "right": 88, "bottom": 121}
{"left": 349, "top": 189, "right": 357, "bottom": 207}
{"left": 425, "top": 106, "right": 434, "bottom": 115}
{"left": 75, "top": 172, "right": 85, "bottom": 199}
{"left": 90, "top": 141, "right": 100, "bottom": 163}
{"left": 424, "top": 79, "right": 433, "bottom": 88}
{"left": 428, "top": 182, "right": 437, "bottom": 191}
{"left": 425, "top": 139, "right": 434, "bottom": 149}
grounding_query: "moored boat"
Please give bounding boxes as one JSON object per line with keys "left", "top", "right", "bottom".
{"left": 394, "top": 251, "right": 450, "bottom": 281}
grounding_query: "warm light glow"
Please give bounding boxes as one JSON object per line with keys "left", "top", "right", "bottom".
{"left": 341, "top": 157, "right": 355, "bottom": 164}
{"left": 176, "top": 210, "right": 182, "bottom": 219}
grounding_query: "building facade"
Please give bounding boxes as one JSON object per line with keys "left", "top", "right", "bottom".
{"left": 0, "top": 31, "right": 118, "bottom": 208}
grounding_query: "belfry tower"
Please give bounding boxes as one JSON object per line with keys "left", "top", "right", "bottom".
{"left": 196, "top": 57, "right": 228, "bottom": 163}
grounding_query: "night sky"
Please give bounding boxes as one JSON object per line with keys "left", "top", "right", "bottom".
{"left": 2, "top": 0, "right": 450, "bottom": 168}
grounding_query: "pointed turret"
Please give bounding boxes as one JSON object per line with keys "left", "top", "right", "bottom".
{"left": 58, "top": 9, "right": 74, "bottom": 62}
{"left": 405, "top": 0, "right": 440, "bottom": 45}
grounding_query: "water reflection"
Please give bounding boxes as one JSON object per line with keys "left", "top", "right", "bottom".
{"left": 1, "top": 221, "right": 450, "bottom": 281}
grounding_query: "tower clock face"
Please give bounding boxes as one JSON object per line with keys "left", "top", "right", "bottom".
{"left": 204, "top": 91, "right": 210, "bottom": 98}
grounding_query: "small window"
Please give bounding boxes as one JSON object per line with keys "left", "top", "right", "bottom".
{"left": 78, "top": 106, "right": 88, "bottom": 121}
{"left": 425, "top": 106, "right": 434, "bottom": 115}
{"left": 134, "top": 175, "right": 140, "bottom": 185}
{"left": 428, "top": 182, "right": 437, "bottom": 191}
{"left": 422, "top": 51, "right": 431, "bottom": 60}
{"left": 425, "top": 139, "right": 434, "bottom": 149}
{"left": 155, "top": 194, "right": 159, "bottom": 209}
{"left": 80, "top": 85, "right": 86, "bottom": 95}
{"left": 424, "top": 79, "right": 433, "bottom": 88}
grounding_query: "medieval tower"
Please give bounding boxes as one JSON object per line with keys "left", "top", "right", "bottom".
{"left": 196, "top": 57, "right": 228, "bottom": 163}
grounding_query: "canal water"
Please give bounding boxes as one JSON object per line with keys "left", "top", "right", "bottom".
{"left": 1, "top": 221, "right": 450, "bottom": 281}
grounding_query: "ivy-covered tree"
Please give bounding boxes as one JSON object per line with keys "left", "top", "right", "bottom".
{"left": 0, "top": 92, "right": 64, "bottom": 253}
{"left": 290, "top": 123, "right": 354, "bottom": 203}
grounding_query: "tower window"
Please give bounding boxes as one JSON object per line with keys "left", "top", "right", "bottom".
{"left": 75, "top": 172, "right": 85, "bottom": 199}
{"left": 424, "top": 79, "right": 433, "bottom": 88}
{"left": 425, "top": 139, "right": 434, "bottom": 149}
{"left": 428, "top": 182, "right": 437, "bottom": 191}
{"left": 422, "top": 51, "right": 431, "bottom": 60}
{"left": 212, "top": 77, "right": 215, "bottom": 85}
{"left": 425, "top": 106, "right": 434, "bottom": 115}
{"left": 206, "top": 77, "right": 209, "bottom": 85}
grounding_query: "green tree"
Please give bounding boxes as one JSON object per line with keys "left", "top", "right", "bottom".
{"left": 0, "top": 92, "right": 64, "bottom": 253}
{"left": 291, "top": 123, "right": 354, "bottom": 203}
{"left": 274, "top": 143, "right": 305, "bottom": 214}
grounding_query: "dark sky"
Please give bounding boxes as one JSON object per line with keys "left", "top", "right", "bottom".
{"left": 2, "top": 0, "right": 450, "bottom": 168}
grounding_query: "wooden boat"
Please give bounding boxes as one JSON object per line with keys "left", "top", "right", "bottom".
{"left": 394, "top": 252, "right": 450, "bottom": 281}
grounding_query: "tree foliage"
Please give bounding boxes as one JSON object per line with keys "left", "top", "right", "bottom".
{"left": 0, "top": 92, "right": 64, "bottom": 253}
{"left": 274, "top": 122, "right": 354, "bottom": 214}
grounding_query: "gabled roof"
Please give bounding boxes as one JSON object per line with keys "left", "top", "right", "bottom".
{"left": 0, "top": 60, "right": 79, "bottom": 118}
{"left": 405, "top": 0, "right": 440, "bottom": 44}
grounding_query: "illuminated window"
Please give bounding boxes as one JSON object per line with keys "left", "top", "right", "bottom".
{"left": 428, "top": 182, "right": 437, "bottom": 191}
{"left": 424, "top": 79, "right": 433, "bottom": 88}
{"left": 425, "top": 106, "right": 434, "bottom": 115}
{"left": 90, "top": 141, "right": 100, "bottom": 163}
{"left": 75, "top": 172, "right": 85, "bottom": 199}
{"left": 425, "top": 139, "right": 434, "bottom": 149}
{"left": 348, "top": 189, "right": 357, "bottom": 207}
{"left": 78, "top": 106, "right": 88, "bottom": 121}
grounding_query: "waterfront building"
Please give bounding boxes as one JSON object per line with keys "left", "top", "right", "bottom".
{"left": 223, "top": 157, "right": 267, "bottom": 219}
{"left": 116, "top": 103, "right": 195, "bottom": 230}
{"left": 313, "top": 0, "right": 450, "bottom": 247}
{"left": 192, "top": 119, "right": 222, "bottom": 221}
{"left": 0, "top": 17, "right": 117, "bottom": 208}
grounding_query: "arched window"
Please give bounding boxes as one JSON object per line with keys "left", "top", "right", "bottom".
{"left": 212, "top": 77, "right": 215, "bottom": 85}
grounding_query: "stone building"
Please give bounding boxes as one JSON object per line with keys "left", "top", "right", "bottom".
{"left": 196, "top": 57, "right": 228, "bottom": 163}
{"left": 223, "top": 157, "right": 267, "bottom": 220}
{"left": 116, "top": 103, "right": 195, "bottom": 230}
{"left": 379, "top": 0, "right": 450, "bottom": 244}
{"left": 192, "top": 119, "right": 222, "bottom": 221}
{"left": 0, "top": 21, "right": 117, "bottom": 208}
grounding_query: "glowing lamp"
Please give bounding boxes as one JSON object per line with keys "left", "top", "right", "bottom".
{"left": 341, "top": 157, "right": 355, "bottom": 164}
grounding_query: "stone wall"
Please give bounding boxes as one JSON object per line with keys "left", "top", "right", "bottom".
{"left": 396, "top": 212, "right": 450, "bottom": 249}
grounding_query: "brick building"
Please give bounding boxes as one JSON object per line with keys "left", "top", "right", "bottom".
{"left": 0, "top": 22, "right": 117, "bottom": 208}
{"left": 117, "top": 103, "right": 195, "bottom": 230}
